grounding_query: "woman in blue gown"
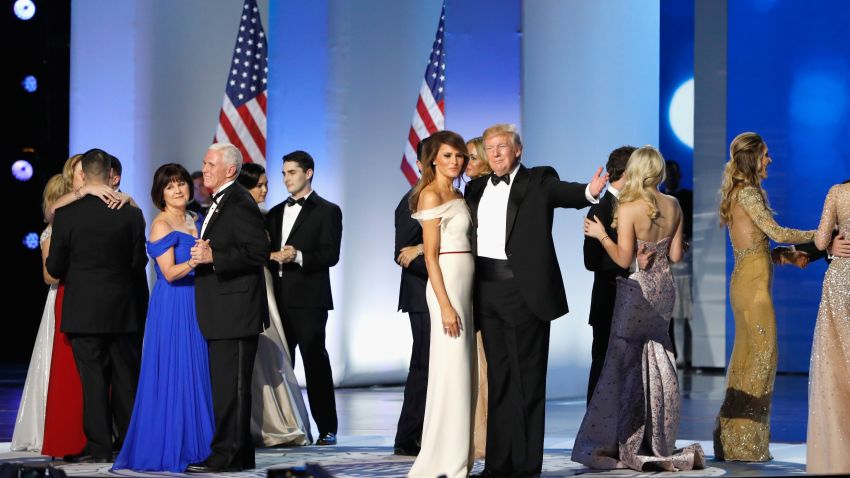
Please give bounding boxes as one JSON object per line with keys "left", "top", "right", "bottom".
{"left": 113, "top": 164, "right": 214, "bottom": 472}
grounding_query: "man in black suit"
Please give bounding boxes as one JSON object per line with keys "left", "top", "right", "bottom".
{"left": 46, "top": 148, "right": 147, "bottom": 463}
{"left": 465, "top": 124, "right": 607, "bottom": 477}
{"left": 582, "top": 146, "right": 634, "bottom": 403}
{"left": 188, "top": 143, "right": 269, "bottom": 472}
{"left": 392, "top": 143, "right": 431, "bottom": 456}
{"left": 266, "top": 151, "right": 342, "bottom": 446}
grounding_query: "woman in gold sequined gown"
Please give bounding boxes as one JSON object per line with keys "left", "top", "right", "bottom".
{"left": 713, "top": 133, "right": 815, "bottom": 462}
{"left": 807, "top": 181, "right": 850, "bottom": 473}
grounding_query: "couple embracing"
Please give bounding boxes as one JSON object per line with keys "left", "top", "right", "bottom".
{"left": 407, "top": 124, "right": 606, "bottom": 478}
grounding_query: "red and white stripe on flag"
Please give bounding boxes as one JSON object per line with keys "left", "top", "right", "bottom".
{"left": 215, "top": 92, "right": 268, "bottom": 166}
{"left": 400, "top": 3, "right": 446, "bottom": 186}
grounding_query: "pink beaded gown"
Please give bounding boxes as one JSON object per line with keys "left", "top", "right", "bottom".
{"left": 807, "top": 183, "right": 850, "bottom": 474}
{"left": 572, "top": 238, "right": 705, "bottom": 472}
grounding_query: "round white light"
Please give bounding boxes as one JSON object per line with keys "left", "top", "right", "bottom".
{"left": 13, "top": 0, "right": 35, "bottom": 21}
{"left": 668, "top": 78, "right": 694, "bottom": 149}
{"left": 12, "top": 159, "right": 34, "bottom": 181}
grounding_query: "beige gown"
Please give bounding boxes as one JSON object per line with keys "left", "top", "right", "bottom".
{"left": 713, "top": 186, "right": 815, "bottom": 461}
{"left": 806, "top": 183, "right": 850, "bottom": 473}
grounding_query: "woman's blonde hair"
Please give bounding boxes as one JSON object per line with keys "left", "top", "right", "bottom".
{"left": 718, "top": 132, "right": 768, "bottom": 226}
{"left": 61, "top": 154, "right": 83, "bottom": 192}
{"left": 466, "top": 136, "right": 492, "bottom": 178}
{"left": 43, "top": 174, "right": 68, "bottom": 220}
{"left": 612, "top": 145, "right": 666, "bottom": 229}
{"left": 409, "top": 130, "right": 468, "bottom": 212}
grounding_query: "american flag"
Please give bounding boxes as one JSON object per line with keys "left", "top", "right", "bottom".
{"left": 214, "top": 0, "right": 269, "bottom": 165}
{"left": 400, "top": 3, "right": 446, "bottom": 186}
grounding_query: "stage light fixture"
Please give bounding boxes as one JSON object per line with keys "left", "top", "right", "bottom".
{"left": 13, "top": 0, "right": 35, "bottom": 20}
{"left": 668, "top": 77, "right": 694, "bottom": 149}
{"left": 12, "top": 159, "right": 34, "bottom": 182}
{"left": 22, "top": 75, "right": 37, "bottom": 93}
{"left": 23, "top": 233, "right": 39, "bottom": 250}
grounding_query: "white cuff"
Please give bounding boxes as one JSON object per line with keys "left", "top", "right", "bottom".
{"left": 585, "top": 184, "right": 599, "bottom": 204}
{"left": 295, "top": 250, "right": 303, "bottom": 266}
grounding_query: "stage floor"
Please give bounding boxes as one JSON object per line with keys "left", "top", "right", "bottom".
{"left": 0, "top": 367, "right": 811, "bottom": 476}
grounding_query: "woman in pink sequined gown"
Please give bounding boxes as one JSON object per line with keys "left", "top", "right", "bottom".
{"left": 578, "top": 146, "right": 704, "bottom": 472}
{"left": 807, "top": 181, "right": 850, "bottom": 474}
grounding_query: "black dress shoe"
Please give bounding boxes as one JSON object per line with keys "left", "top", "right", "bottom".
{"left": 316, "top": 432, "right": 337, "bottom": 446}
{"left": 186, "top": 463, "right": 241, "bottom": 473}
{"left": 63, "top": 453, "right": 112, "bottom": 464}
{"left": 393, "top": 443, "right": 420, "bottom": 456}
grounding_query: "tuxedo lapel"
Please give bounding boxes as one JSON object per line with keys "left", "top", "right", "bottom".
{"left": 466, "top": 179, "right": 487, "bottom": 230}
{"left": 505, "top": 165, "right": 529, "bottom": 245}
{"left": 202, "top": 187, "right": 234, "bottom": 240}
{"left": 286, "top": 196, "right": 316, "bottom": 242}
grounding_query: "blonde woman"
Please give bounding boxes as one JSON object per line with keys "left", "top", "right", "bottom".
{"left": 408, "top": 130, "right": 475, "bottom": 478}
{"left": 713, "top": 132, "right": 815, "bottom": 462}
{"left": 465, "top": 136, "right": 492, "bottom": 180}
{"left": 576, "top": 146, "right": 704, "bottom": 471}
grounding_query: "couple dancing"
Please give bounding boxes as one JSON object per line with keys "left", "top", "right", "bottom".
{"left": 407, "top": 125, "right": 703, "bottom": 477}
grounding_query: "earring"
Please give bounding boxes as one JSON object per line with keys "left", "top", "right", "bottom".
{"left": 432, "top": 162, "right": 435, "bottom": 166}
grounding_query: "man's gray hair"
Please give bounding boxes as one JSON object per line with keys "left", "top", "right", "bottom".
{"left": 209, "top": 142, "right": 243, "bottom": 174}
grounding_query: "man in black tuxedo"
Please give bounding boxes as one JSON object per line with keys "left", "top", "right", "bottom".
{"left": 46, "top": 148, "right": 146, "bottom": 463}
{"left": 582, "top": 146, "right": 634, "bottom": 403}
{"left": 188, "top": 143, "right": 269, "bottom": 472}
{"left": 266, "top": 151, "right": 342, "bottom": 446}
{"left": 465, "top": 124, "right": 607, "bottom": 477}
{"left": 392, "top": 147, "right": 430, "bottom": 456}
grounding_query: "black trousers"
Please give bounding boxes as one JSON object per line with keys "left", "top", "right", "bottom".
{"left": 69, "top": 334, "right": 140, "bottom": 458}
{"left": 477, "top": 277, "right": 550, "bottom": 476}
{"left": 394, "top": 311, "right": 430, "bottom": 448}
{"left": 207, "top": 336, "right": 258, "bottom": 470}
{"left": 587, "top": 320, "right": 611, "bottom": 403}
{"left": 279, "top": 306, "right": 338, "bottom": 436}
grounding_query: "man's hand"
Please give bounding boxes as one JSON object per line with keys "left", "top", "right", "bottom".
{"left": 397, "top": 245, "right": 421, "bottom": 268}
{"left": 830, "top": 234, "right": 850, "bottom": 258}
{"left": 191, "top": 239, "right": 213, "bottom": 264}
{"left": 637, "top": 243, "right": 656, "bottom": 270}
{"left": 588, "top": 167, "right": 609, "bottom": 199}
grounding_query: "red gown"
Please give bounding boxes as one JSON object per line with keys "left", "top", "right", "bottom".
{"left": 40, "top": 284, "right": 86, "bottom": 457}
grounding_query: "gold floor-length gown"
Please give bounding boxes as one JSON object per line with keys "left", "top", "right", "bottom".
{"left": 807, "top": 183, "right": 850, "bottom": 474}
{"left": 713, "top": 186, "right": 815, "bottom": 462}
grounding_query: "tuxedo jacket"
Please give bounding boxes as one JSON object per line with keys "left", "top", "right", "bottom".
{"left": 194, "top": 183, "right": 270, "bottom": 340}
{"left": 583, "top": 191, "right": 629, "bottom": 326}
{"left": 395, "top": 190, "right": 428, "bottom": 314}
{"left": 265, "top": 192, "right": 342, "bottom": 311}
{"left": 46, "top": 196, "right": 147, "bottom": 334}
{"left": 465, "top": 164, "right": 591, "bottom": 321}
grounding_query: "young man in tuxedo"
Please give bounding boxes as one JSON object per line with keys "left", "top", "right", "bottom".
{"left": 46, "top": 148, "right": 147, "bottom": 463}
{"left": 266, "top": 151, "right": 342, "bottom": 446}
{"left": 189, "top": 143, "right": 269, "bottom": 472}
{"left": 465, "top": 124, "right": 607, "bottom": 477}
{"left": 582, "top": 146, "right": 634, "bottom": 402}
{"left": 392, "top": 139, "right": 432, "bottom": 456}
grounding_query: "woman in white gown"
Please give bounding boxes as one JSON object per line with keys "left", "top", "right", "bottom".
{"left": 239, "top": 163, "right": 312, "bottom": 446}
{"left": 11, "top": 175, "right": 66, "bottom": 452}
{"left": 408, "top": 130, "right": 476, "bottom": 478}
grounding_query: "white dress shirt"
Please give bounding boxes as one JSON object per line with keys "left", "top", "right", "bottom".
{"left": 606, "top": 184, "right": 620, "bottom": 199}
{"left": 476, "top": 164, "right": 600, "bottom": 259}
{"left": 200, "top": 179, "right": 236, "bottom": 238}
{"left": 279, "top": 191, "right": 313, "bottom": 266}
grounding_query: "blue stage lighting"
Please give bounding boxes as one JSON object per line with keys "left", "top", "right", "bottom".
{"left": 23, "top": 233, "right": 40, "bottom": 250}
{"left": 790, "top": 69, "right": 847, "bottom": 128}
{"left": 13, "top": 0, "right": 35, "bottom": 20}
{"left": 22, "top": 75, "right": 37, "bottom": 93}
{"left": 668, "top": 78, "right": 694, "bottom": 149}
{"left": 12, "top": 160, "right": 34, "bottom": 182}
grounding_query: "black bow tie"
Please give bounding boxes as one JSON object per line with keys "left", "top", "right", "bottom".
{"left": 211, "top": 190, "right": 226, "bottom": 205}
{"left": 490, "top": 173, "right": 510, "bottom": 186}
{"left": 286, "top": 196, "right": 306, "bottom": 207}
